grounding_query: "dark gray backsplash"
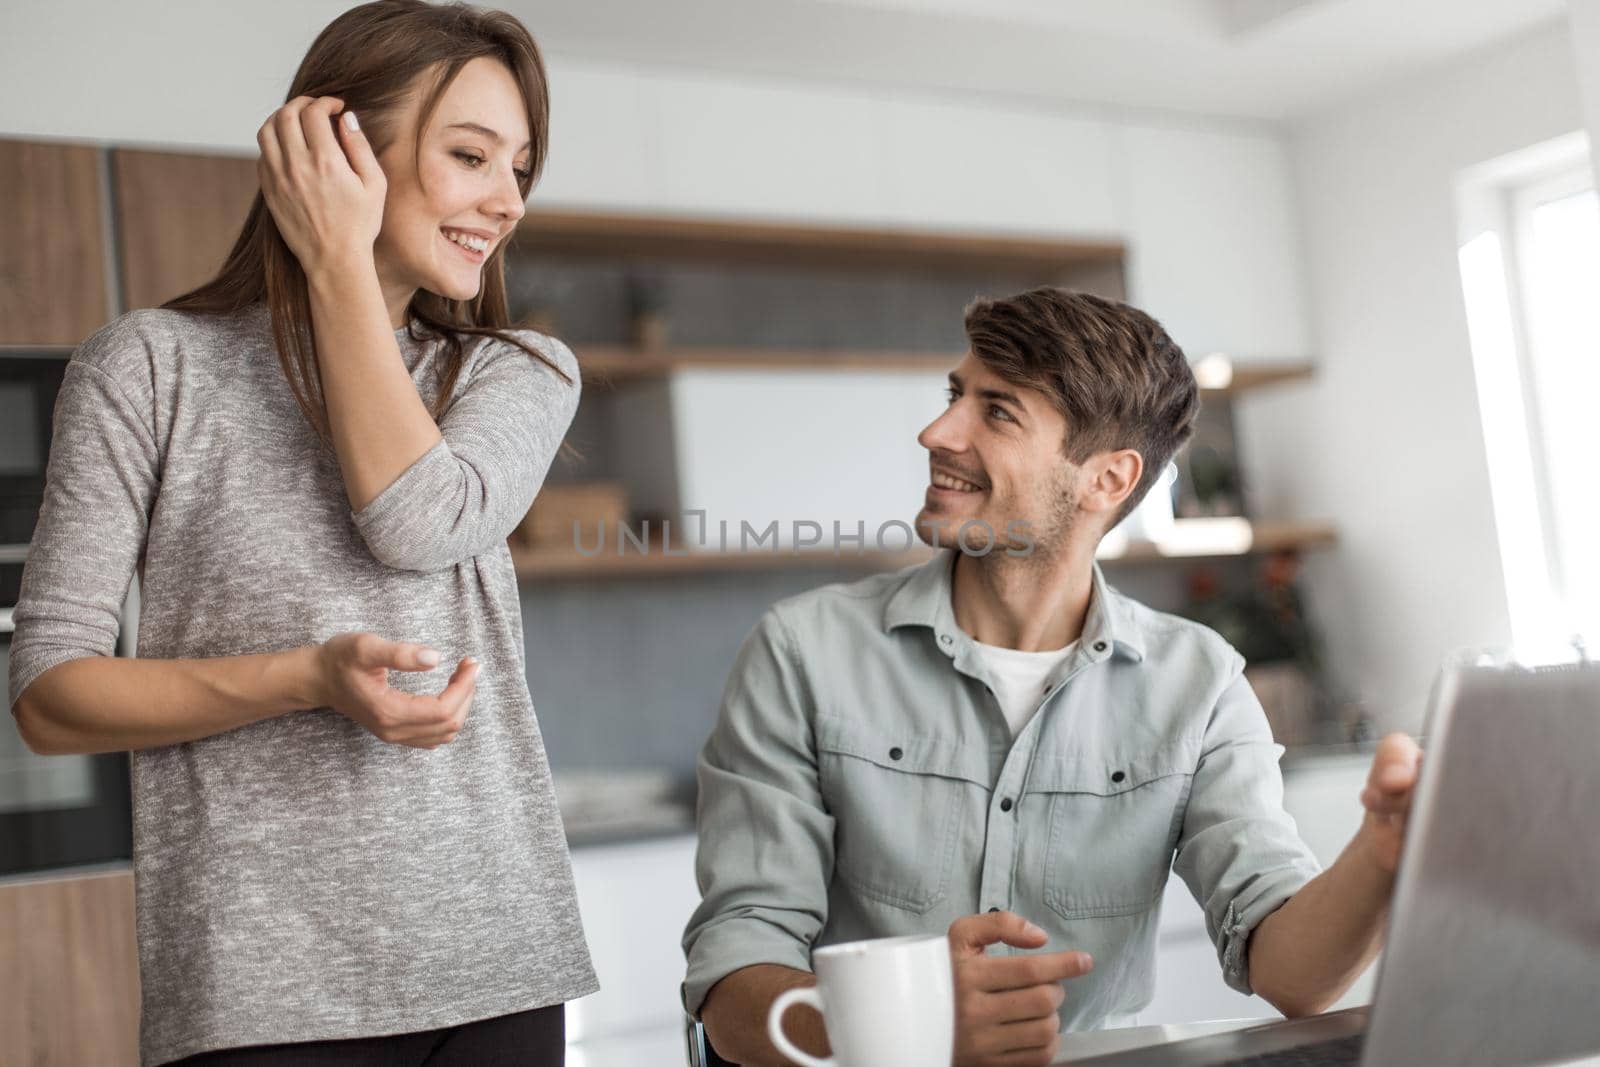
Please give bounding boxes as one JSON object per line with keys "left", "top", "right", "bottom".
{"left": 506, "top": 253, "right": 1074, "bottom": 351}
{"left": 522, "top": 559, "right": 1201, "bottom": 780}
{"left": 522, "top": 564, "right": 876, "bottom": 778}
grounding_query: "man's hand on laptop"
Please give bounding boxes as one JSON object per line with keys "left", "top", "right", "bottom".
{"left": 1359, "top": 732, "right": 1424, "bottom": 875}
{"left": 948, "top": 911, "right": 1094, "bottom": 1067}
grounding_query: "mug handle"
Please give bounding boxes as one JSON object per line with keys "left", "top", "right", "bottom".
{"left": 767, "top": 986, "right": 834, "bottom": 1067}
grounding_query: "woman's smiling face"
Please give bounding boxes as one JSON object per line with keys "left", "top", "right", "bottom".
{"left": 370, "top": 56, "right": 533, "bottom": 325}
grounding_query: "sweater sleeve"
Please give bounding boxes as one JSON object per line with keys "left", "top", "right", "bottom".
{"left": 350, "top": 332, "right": 580, "bottom": 573}
{"left": 9, "top": 356, "right": 161, "bottom": 711}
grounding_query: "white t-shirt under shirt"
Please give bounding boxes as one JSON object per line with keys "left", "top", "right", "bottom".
{"left": 969, "top": 637, "right": 1079, "bottom": 736}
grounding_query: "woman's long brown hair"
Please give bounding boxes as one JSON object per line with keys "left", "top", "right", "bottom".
{"left": 162, "top": 0, "right": 569, "bottom": 438}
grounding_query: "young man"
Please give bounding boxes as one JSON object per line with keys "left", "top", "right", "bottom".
{"left": 682, "top": 289, "right": 1422, "bottom": 1067}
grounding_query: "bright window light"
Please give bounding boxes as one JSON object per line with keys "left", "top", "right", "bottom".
{"left": 1457, "top": 232, "right": 1560, "bottom": 653}
{"left": 1456, "top": 134, "right": 1599, "bottom": 659}
{"left": 1520, "top": 187, "right": 1600, "bottom": 643}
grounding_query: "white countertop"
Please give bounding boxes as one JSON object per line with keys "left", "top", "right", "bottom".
{"left": 1048, "top": 1018, "right": 1263, "bottom": 1063}
{"left": 566, "top": 1017, "right": 1266, "bottom": 1067}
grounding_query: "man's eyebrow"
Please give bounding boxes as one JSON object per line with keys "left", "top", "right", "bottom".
{"left": 445, "top": 121, "right": 532, "bottom": 151}
{"left": 979, "top": 387, "right": 1024, "bottom": 409}
{"left": 948, "top": 372, "right": 1025, "bottom": 413}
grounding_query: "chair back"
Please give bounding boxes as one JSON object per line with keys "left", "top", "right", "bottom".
{"left": 684, "top": 1013, "right": 737, "bottom": 1067}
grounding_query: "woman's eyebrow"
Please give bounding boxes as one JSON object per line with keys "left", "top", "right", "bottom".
{"left": 444, "top": 121, "right": 531, "bottom": 151}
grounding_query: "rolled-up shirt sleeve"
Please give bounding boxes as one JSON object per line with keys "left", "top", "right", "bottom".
{"left": 681, "top": 607, "right": 834, "bottom": 1017}
{"left": 10, "top": 354, "right": 159, "bottom": 712}
{"left": 350, "top": 332, "right": 579, "bottom": 572}
{"left": 1172, "top": 663, "right": 1322, "bottom": 995}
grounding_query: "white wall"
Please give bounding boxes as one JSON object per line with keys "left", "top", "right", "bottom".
{"left": 1239, "top": 21, "right": 1586, "bottom": 732}
{"left": 0, "top": 0, "right": 337, "bottom": 150}
{"left": 1572, "top": 0, "right": 1600, "bottom": 192}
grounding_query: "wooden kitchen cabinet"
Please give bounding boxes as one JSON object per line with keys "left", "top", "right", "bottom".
{"left": 111, "top": 148, "right": 259, "bottom": 311}
{"left": 0, "top": 138, "right": 113, "bottom": 346}
{"left": 0, "top": 868, "right": 139, "bottom": 1066}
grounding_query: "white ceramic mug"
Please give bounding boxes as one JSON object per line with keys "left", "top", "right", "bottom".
{"left": 766, "top": 933, "right": 955, "bottom": 1067}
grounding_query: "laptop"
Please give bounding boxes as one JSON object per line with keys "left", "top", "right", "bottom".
{"left": 1065, "top": 652, "right": 1600, "bottom": 1067}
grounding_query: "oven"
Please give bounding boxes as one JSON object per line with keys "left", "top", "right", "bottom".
{"left": 1, "top": 350, "right": 133, "bottom": 876}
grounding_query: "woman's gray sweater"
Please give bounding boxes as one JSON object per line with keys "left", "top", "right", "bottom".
{"left": 8, "top": 302, "right": 597, "bottom": 1064}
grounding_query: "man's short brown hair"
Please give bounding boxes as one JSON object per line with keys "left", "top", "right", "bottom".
{"left": 964, "top": 287, "right": 1201, "bottom": 527}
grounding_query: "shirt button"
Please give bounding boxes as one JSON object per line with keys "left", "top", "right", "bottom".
{"left": 987, "top": 906, "right": 1000, "bottom": 913}
{"left": 1111, "top": 770, "right": 1126, "bottom": 783}
{"left": 939, "top": 634, "right": 953, "bottom": 646}
{"left": 889, "top": 747, "right": 903, "bottom": 761}
{"left": 1094, "top": 641, "right": 1108, "bottom": 653}
{"left": 999, "top": 797, "right": 1014, "bottom": 812}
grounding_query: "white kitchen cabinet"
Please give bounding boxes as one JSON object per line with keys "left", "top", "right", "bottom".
{"left": 536, "top": 60, "right": 664, "bottom": 211}
{"left": 652, "top": 72, "right": 894, "bottom": 224}
{"left": 565, "top": 834, "right": 701, "bottom": 1046}
{"left": 1279, "top": 752, "right": 1373, "bottom": 865}
{"left": 877, "top": 97, "right": 1121, "bottom": 237}
{"left": 566, "top": 1027, "right": 685, "bottom": 1067}
{"left": 1116, "top": 122, "right": 1313, "bottom": 365}
{"left": 1147, "top": 875, "right": 1277, "bottom": 1025}
{"left": 1275, "top": 753, "right": 1380, "bottom": 1010}
{"left": 546, "top": 63, "right": 1122, "bottom": 238}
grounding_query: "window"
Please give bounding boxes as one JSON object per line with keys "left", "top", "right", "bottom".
{"left": 1457, "top": 136, "right": 1599, "bottom": 655}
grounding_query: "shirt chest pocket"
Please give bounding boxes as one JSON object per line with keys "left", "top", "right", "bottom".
{"left": 814, "top": 715, "right": 981, "bottom": 915}
{"left": 1034, "top": 739, "right": 1198, "bottom": 920}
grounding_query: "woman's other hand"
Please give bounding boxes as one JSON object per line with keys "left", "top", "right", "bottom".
{"left": 315, "top": 632, "right": 478, "bottom": 749}
{"left": 257, "top": 95, "right": 387, "bottom": 276}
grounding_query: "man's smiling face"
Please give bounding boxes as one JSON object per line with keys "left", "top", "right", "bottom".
{"left": 914, "top": 352, "right": 1082, "bottom": 557}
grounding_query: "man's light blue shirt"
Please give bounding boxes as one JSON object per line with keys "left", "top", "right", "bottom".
{"left": 683, "top": 551, "right": 1321, "bottom": 1030}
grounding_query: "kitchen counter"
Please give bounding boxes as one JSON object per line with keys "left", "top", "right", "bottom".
{"left": 565, "top": 1017, "right": 1271, "bottom": 1067}
{"left": 564, "top": 804, "right": 695, "bottom": 850}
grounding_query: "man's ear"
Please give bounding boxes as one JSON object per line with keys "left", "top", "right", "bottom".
{"left": 1079, "top": 449, "right": 1145, "bottom": 521}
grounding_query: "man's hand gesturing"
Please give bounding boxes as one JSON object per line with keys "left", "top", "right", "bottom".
{"left": 1358, "top": 732, "right": 1423, "bottom": 875}
{"left": 949, "top": 911, "right": 1093, "bottom": 1067}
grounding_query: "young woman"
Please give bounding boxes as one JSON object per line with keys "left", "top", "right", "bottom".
{"left": 7, "top": 2, "right": 596, "bottom": 1063}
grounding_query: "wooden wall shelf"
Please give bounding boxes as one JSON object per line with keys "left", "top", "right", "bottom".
{"left": 509, "top": 543, "right": 937, "bottom": 580}
{"left": 578, "top": 346, "right": 956, "bottom": 383}
{"left": 577, "top": 345, "right": 1314, "bottom": 395}
{"left": 516, "top": 209, "right": 1125, "bottom": 275}
{"left": 1225, "top": 364, "right": 1316, "bottom": 391}
{"left": 510, "top": 520, "right": 1336, "bottom": 581}
{"left": 1100, "top": 520, "right": 1337, "bottom": 563}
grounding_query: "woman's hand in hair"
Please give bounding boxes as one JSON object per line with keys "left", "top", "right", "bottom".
{"left": 257, "top": 95, "right": 388, "bottom": 277}
{"left": 315, "top": 632, "right": 479, "bottom": 749}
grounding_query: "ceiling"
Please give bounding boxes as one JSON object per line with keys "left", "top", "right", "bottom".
{"left": 502, "top": 0, "right": 1570, "bottom": 122}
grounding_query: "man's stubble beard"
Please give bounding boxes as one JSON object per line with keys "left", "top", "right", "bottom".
{"left": 919, "top": 473, "right": 1079, "bottom": 568}
{"left": 996, "top": 475, "right": 1077, "bottom": 569}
